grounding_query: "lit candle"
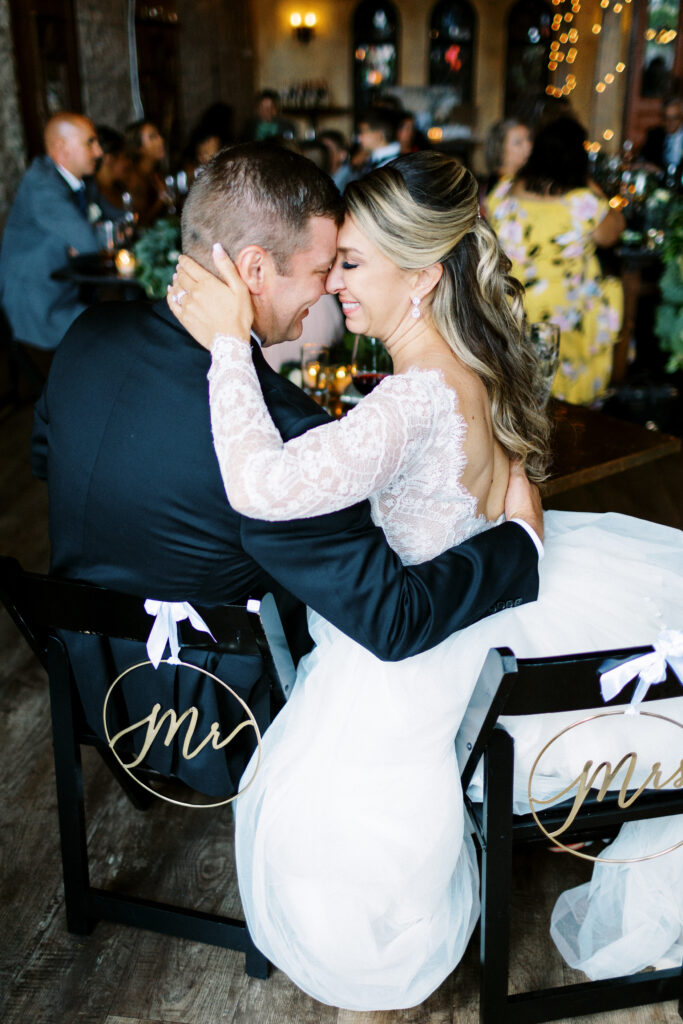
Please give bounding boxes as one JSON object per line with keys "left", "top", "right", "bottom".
{"left": 115, "top": 249, "right": 136, "bottom": 277}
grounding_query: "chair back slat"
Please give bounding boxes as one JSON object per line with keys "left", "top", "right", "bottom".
{"left": 0, "top": 555, "right": 294, "bottom": 706}
{"left": 0, "top": 555, "right": 276, "bottom": 653}
{"left": 503, "top": 646, "right": 681, "bottom": 716}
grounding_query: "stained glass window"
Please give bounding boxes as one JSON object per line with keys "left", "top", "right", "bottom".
{"left": 505, "top": 0, "right": 553, "bottom": 117}
{"left": 353, "top": 1, "right": 399, "bottom": 112}
{"left": 641, "top": 0, "right": 681, "bottom": 97}
{"left": 428, "top": 1, "right": 476, "bottom": 103}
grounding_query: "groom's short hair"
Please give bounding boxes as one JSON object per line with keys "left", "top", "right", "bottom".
{"left": 181, "top": 141, "right": 344, "bottom": 275}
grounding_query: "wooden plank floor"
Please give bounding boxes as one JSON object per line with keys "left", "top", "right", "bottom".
{"left": 1, "top": 400, "right": 681, "bottom": 1024}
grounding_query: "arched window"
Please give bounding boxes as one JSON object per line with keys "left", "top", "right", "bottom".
{"left": 353, "top": 1, "right": 399, "bottom": 112}
{"left": 505, "top": 0, "right": 553, "bottom": 118}
{"left": 641, "top": 0, "right": 681, "bottom": 98}
{"left": 428, "top": 0, "right": 476, "bottom": 103}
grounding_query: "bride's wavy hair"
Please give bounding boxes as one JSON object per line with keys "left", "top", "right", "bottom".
{"left": 344, "top": 152, "right": 551, "bottom": 481}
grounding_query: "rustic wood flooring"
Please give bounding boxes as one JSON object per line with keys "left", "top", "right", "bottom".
{"left": 1, "top": 400, "right": 681, "bottom": 1024}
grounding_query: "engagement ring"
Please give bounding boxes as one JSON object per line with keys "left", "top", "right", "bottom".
{"left": 173, "top": 289, "right": 187, "bottom": 307}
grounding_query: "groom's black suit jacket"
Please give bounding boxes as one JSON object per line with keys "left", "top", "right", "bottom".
{"left": 31, "top": 299, "right": 538, "bottom": 795}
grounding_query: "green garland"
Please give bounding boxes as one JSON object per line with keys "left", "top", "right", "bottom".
{"left": 132, "top": 216, "right": 181, "bottom": 299}
{"left": 654, "top": 199, "right": 683, "bottom": 373}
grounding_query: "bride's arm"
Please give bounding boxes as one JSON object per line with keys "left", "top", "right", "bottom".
{"left": 168, "top": 250, "right": 433, "bottom": 521}
{"left": 208, "top": 337, "right": 433, "bottom": 519}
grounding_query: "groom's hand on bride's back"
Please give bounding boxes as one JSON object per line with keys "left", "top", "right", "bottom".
{"left": 505, "top": 461, "right": 544, "bottom": 545}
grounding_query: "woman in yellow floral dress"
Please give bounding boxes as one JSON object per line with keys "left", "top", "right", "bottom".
{"left": 487, "top": 117, "right": 625, "bottom": 404}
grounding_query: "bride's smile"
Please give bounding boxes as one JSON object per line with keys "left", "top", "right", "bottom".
{"left": 326, "top": 215, "right": 435, "bottom": 353}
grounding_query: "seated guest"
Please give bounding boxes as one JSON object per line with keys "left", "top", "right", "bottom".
{"left": 95, "top": 125, "right": 133, "bottom": 219}
{"left": 123, "top": 120, "right": 172, "bottom": 226}
{"left": 298, "top": 139, "right": 331, "bottom": 174}
{"left": 487, "top": 117, "right": 624, "bottom": 405}
{"left": 0, "top": 112, "right": 101, "bottom": 351}
{"left": 319, "top": 129, "right": 355, "bottom": 190}
{"left": 242, "top": 89, "right": 297, "bottom": 143}
{"left": 181, "top": 127, "right": 223, "bottom": 187}
{"left": 182, "top": 103, "right": 234, "bottom": 185}
{"left": 640, "top": 95, "right": 683, "bottom": 172}
{"left": 483, "top": 118, "right": 531, "bottom": 194}
{"left": 355, "top": 108, "right": 402, "bottom": 173}
{"left": 396, "top": 111, "right": 429, "bottom": 155}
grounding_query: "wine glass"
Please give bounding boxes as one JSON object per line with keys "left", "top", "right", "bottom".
{"left": 529, "top": 322, "right": 560, "bottom": 406}
{"left": 301, "top": 342, "right": 329, "bottom": 397}
{"left": 351, "top": 336, "right": 392, "bottom": 395}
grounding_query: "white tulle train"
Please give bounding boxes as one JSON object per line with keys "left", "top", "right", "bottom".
{"left": 235, "top": 511, "right": 683, "bottom": 1008}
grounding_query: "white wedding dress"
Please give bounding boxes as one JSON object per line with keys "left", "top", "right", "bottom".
{"left": 208, "top": 337, "right": 683, "bottom": 1008}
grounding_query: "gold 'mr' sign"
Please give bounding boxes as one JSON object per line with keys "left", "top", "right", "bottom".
{"left": 102, "top": 658, "right": 262, "bottom": 808}
{"left": 527, "top": 709, "right": 683, "bottom": 863}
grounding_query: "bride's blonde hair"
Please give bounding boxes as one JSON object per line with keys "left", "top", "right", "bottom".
{"left": 344, "top": 152, "right": 551, "bottom": 481}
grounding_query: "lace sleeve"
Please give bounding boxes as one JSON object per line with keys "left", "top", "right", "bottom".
{"left": 207, "top": 336, "right": 438, "bottom": 521}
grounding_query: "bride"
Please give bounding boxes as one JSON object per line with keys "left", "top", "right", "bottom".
{"left": 168, "top": 152, "right": 683, "bottom": 1008}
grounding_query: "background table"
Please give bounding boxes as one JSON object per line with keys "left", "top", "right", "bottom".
{"left": 542, "top": 399, "right": 680, "bottom": 497}
{"left": 53, "top": 252, "right": 145, "bottom": 302}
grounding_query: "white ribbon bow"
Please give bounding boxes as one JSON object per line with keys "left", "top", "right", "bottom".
{"left": 599, "top": 629, "right": 683, "bottom": 714}
{"left": 144, "top": 599, "right": 216, "bottom": 668}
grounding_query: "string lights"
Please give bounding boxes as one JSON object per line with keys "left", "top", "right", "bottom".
{"left": 545, "top": 0, "right": 635, "bottom": 154}
{"left": 545, "top": 0, "right": 582, "bottom": 98}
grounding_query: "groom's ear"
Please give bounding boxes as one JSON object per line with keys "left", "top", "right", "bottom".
{"left": 235, "top": 245, "right": 271, "bottom": 295}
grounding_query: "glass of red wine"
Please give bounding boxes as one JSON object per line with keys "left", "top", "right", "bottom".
{"left": 351, "top": 336, "right": 392, "bottom": 395}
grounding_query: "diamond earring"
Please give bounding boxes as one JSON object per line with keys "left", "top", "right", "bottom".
{"left": 410, "top": 296, "right": 421, "bottom": 319}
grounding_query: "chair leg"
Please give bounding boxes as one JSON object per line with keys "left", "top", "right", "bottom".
{"left": 245, "top": 931, "right": 269, "bottom": 979}
{"left": 47, "top": 638, "right": 95, "bottom": 935}
{"left": 95, "top": 743, "right": 155, "bottom": 811}
{"left": 479, "top": 728, "right": 515, "bottom": 1024}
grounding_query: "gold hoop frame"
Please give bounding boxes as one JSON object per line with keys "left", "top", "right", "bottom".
{"left": 527, "top": 709, "right": 683, "bottom": 864}
{"left": 103, "top": 658, "right": 263, "bottom": 809}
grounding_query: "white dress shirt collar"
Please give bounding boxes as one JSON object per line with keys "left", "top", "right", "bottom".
{"left": 369, "top": 141, "right": 401, "bottom": 167}
{"left": 53, "top": 160, "right": 84, "bottom": 192}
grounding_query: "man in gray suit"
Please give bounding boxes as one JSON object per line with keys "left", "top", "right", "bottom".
{"left": 0, "top": 112, "right": 102, "bottom": 350}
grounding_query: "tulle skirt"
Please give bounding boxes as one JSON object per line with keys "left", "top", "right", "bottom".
{"left": 235, "top": 511, "right": 683, "bottom": 1007}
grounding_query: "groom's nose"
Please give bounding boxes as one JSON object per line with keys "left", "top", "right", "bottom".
{"left": 326, "top": 261, "right": 342, "bottom": 294}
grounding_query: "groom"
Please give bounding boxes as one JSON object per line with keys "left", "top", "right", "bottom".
{"left": 31, "top": 142, "right": 543, "bottom": 796}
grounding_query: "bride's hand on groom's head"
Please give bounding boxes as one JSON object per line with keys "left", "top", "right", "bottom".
{"left": 166, "top": 245, "right": 254, "bottom": 351}
{"left": 505, "top": 460, "right": 544, "bottom": 544}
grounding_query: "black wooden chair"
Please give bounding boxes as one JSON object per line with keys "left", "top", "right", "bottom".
{"left": 0, "top": 555, "right": 296, "bottom": 978}
{"left": 457, "top": 646, "right": 683, "bottom": 1024}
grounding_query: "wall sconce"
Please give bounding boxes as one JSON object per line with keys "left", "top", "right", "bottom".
{"left": 290, "top": 12, "right": 317, "bottom": 44}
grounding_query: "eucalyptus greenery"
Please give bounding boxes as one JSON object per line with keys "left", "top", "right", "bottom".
{"left": 132, "top": 216, "right": 181, "bottom": 299}
{"left": 654, "top": 198, "right": 683, "bottom": 373}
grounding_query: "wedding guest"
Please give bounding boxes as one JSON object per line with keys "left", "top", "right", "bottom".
{"left": 123, "top": 120, "right": 172, "bottom": 226}
{"left": 355, "top": 108, "right": 402, "bottom": 173}
{"left": 95, "top": 125, "right": 133, "bottom": 219}
{"left": 483, "top": 118, "right": 531, "bottom": 192}
{"left": 242, "top": 89, "right": 297, "bottom": 143}
{"left": 396, "top": 111, "right": 429, "bottom": 155}
{"left": 0, "top": 111, "right": 101, "bottom": 351}
{"left": 299, "top": 139, "right": 331, "bottom": 174}
{"left": 640, "top": 95, "right": 683, "bottom": 172}
{"left": 319, "top": 130, "right": 355, "bottom": 189}
{"left": 182, "top": 103, "right": 234, "bottom": 185}
{"left": 31, "top": 142, "right": 542, "bottom": 801}
{"left": 487, "top": 117, "right": 624, "bottom": 404}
